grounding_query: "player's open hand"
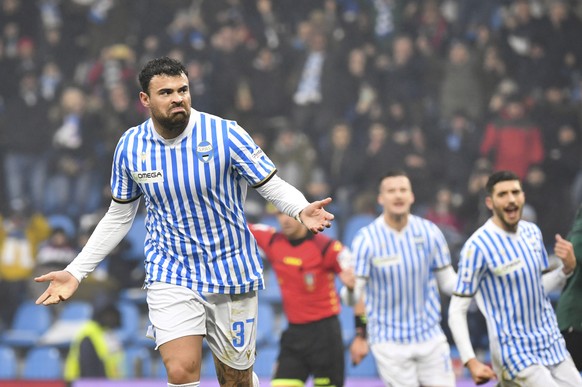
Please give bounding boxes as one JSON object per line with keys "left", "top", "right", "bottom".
{"left": 466, "top": 358, "right": 496, "bottom": 385}
{"left": 34, "top": 270, "right": 79, "bottom": 305}
{"left": 554, "top": 234, "right": 576, "bottom": 275}
{"left": 299, "top": 197, "right": 335, "bottom": 234}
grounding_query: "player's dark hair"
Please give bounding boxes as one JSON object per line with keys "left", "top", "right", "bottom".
{"left": 138, "top": 56, "right": 188, "bottom": 94}
{"left": 378, "top": 169, "right": 409, "bottom": 191}
{"left": 485, "top": 170, "right": 520, "bottom": 195}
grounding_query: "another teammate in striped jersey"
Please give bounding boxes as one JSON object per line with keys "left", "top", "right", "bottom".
{"left": 343, "top": 170, "right": 458, "bottom": 387}
{"left": 34, "top": 56, "right": 335, "bottom": 387}
{"left": 448, "top": 170, "right": 582, "bottom": 386}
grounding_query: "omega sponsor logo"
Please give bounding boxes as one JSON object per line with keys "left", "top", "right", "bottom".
{"left": 132, "top": 170, "right": 164, "bottom": 183}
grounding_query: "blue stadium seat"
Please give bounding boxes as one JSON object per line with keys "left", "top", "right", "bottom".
{"left": 1, "top": 300, "right": 52, "bottom": 348}
{"left": 201, "top": 350, "right": 217, "bottom": 378}
{"left": 253, "top": 345, "right": 279, "bottom": 377}
{"left": 0, "top": 345, "right": 18, "bottom": 379}
{"left": 22, "top": 346, "right": 63, "bottom": 379}
{"left": 342, "top": 214, "right": 376, "bottom": 248}
{"left": 124, "top": 345, "right": 153, "bottom": 378}
{"left": 154, "top": 354, "right": 167, "bottom": 379}
{"left": 117, "top": 301, "right": 141, "bottom": 344}
{"left": 260, "top": 268, "right": 282, "bottom": 304}
{"left": 321, "top": 220, "right": 339, "bottom": 240}
{"left": 345, "top": 350, "right": 378, "bottom": 378}
{"left": 257, "top": 302, "right": 276, "bottom": 346}
{"left": 59, "top": 300, "right": 93, "bottom": 321}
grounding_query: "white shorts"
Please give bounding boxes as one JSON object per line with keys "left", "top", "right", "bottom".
{"left": 371, "top": 333, "right": 455, "bottom": 387}
{"left": 146, "top": 282, "right": 258, "bottom": 370}
{"left": 499, "top": 356, "right": 582, "bottom": 387}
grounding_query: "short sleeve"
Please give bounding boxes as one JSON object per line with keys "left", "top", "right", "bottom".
{"left": 454, "top": 242, "right": 486, "bottom": 296}
{"left": 352, "top": 232, "right": 372, "bottom": 278}
{"left": 429, "top": 223, "right": 452, "bottom": 270}
{"left": 110, "top": 135, "right": 142, "bottom": 202}
{"left": 228, "top": 123, "right": 276, "bottom": 187}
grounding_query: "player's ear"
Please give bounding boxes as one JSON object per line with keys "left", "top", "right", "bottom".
{"left": 139, "top": 91, "right": 150, "bottom": 108}
{"left": 485, "top": 195, "right": 493, "bottom": 211}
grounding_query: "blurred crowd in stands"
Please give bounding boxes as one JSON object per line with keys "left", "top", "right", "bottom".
{"left": 1, "top": 0, "right": 582, "bottom": 354}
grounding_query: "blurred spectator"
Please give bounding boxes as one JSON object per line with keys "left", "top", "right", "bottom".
{"left": 64, "top": 302, "right": 124, "bottom": 381}
{"left": 424, "top": 185, "right": 464, "bottom": 254}
{"left": 86, "top": 44, "right": 137, "bottom": 92}
{"left": 247, "top": 47, "right": 289, "bottom": 121}
{"left": 356, "top": 121, "right": 396, "bottom": 191}
{"left": 2, "top": 71, "right": 52, "bottom": 213}
{"left": 377, "top": 34, "right": 425, "bottom": 121}
{"left": 439, "top": 40, "right": 483, "bottom": 122}
{"left": 457, "top": 158, "right": 492, "bottom": 235}
{"left": 268, "top": 124, "right": 317, "bottom": 194}
{"left": 319, "top": 120, "right": 361, "bottom": 220}
{"left": 436, "top": 110, "right": 481, "bottom": 195}
{"left": 0, "top": 201, "right": 50, "bottom": 328}
{"left": 31, "top": 227, "right": 77, "bottom": 297}
{"left": 44, "top": 86, "right": 105, "bottom": 218}
{"left": 498, "top": 0, "right": 543, "bottom": 75}
{"left": 535, "top": 0, "right": 582, "bottom": 83}
{"left": 289, "top": 27, "right": 344, "bottom": 148}
{"left": 479, "top": 94, "right": 544, "bottom": 179}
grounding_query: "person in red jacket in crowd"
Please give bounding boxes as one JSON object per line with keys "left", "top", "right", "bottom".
{"left": 249, "top": 212, "right": 355, "bottom": 387}
{"left": 480, "top": 94, "right": 544, "bottom": 179}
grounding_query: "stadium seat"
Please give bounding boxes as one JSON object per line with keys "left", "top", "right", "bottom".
{"left": 201, "top": 350, "right": 217, "bottom": 378}
{"left": 253, "top": 345, "right": 279, "bottom": 377}
{"left": 22, "top": 346, "right": 63, "bottom": 379}
{"left": 59, "top": 300, "right": 93, "bottom": 321}
{"left": 342, "top": 214, "right": 376, "bottom": 248}
{"left": 260, "top": 268, "right": 282, "bottom": 304}
{"left": 321, "top": 219, "right": 339, "bottom": 240}
{"left": 345, "top": 350, "right": 378, "bottom": 377}
{"left": 124, "top": 345, "right": 153, "bottom": 378}
{"left": 0, "top": 345, "right": 18, "bottom": 379}
{"left": 1, "top": 300, "right": 52, "bottom": 348}
{"left": 257, "top": 302, "right": 276, "bottom": 346}
{"left": 117, "top": 301, "right": 141, "bottom": 344}
{"left": 46, "top": 214, "right": 77, "bottom": 239}
{"left": 154, "top": 354, "right": 167, "bottom": 379}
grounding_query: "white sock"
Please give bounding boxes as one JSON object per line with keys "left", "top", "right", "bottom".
{"left": 252, "top": 371, "right": 260, "bottom": 387}
{"left": 168, "top": 382, "right": 200, "bottom": 387}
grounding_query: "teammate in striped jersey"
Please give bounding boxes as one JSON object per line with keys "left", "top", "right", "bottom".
{"left": 448, "top": 170, "right": 582, "bottom": 386}
{"left": 34, "top": 57, "right": 335, "bottom": 387}
{"left": 344, "top": 170, "right": 458, "bottom": 387}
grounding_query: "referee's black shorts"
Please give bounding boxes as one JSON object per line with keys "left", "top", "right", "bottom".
{"left": 272, "top": 314, "right": 345, "bottom": 387}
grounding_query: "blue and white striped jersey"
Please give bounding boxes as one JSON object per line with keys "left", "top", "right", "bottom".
{"left": 111, "top": 109, "right": 276, "bottom": 294}
{"left": 352, "top": 214, "right": 452, "bottom": 344}
{"left": 454, "top": 219, "right": 568, "bottom": 379}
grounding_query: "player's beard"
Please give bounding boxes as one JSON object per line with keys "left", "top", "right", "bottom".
{"left": 159, "top": 109, "right": 190, "bottom": 133}
{"left": 492, "top": 203, "right": 522, "bottom": 232}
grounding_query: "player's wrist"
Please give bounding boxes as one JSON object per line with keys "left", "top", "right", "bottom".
{"left": 354, "top": 314, "right": 367, "bottom": 339}
{"left": 294, "top": 210, "right": 304, "bottom": 225}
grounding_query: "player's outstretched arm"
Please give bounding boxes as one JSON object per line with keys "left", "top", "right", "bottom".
{"left": 297, "top": 197, "right": 335, "bottom": 234}
{"left": 35, "top": 271, "right": 79, "bottom": 305}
